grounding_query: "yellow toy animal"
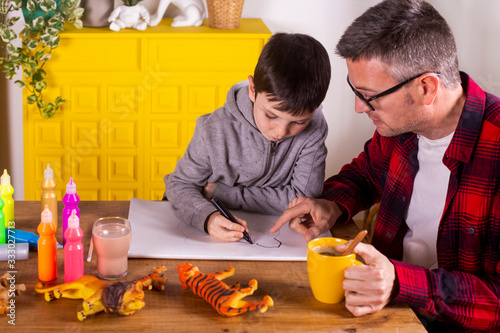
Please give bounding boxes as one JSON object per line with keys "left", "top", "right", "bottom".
{"left": 35, "top": 266, "right": 167, "bottom": 321}
{"left": 177, "top": 263, "right": 274, "bottom": 317}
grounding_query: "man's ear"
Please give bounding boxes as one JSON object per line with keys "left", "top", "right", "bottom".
{"left": 248, "top": 75, "right": 256, "bottom": 102}
{"left": 421, "top": 73, "right": 440, "bottom": 106}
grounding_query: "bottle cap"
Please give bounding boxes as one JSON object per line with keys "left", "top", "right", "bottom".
{"left": 68, "top": 209, "right": 80, "bottom": 229}
{"left": 66, "top": 177, "right": 77, "bottom": 194}
{"left": 41, "top": 205, "right": 53, "bottom": 223}
{"left": 44, "top": 163, "right": 54, "bottom": 179}
{"left": 1, "top": 169, "right": 10, "bottom": 186}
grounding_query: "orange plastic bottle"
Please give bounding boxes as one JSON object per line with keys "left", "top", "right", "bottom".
{"left": 41, "top": 164, "right": 57, "bottom": 230}
{"left": 38, "top": 205, "right": 57, "bottom": 281}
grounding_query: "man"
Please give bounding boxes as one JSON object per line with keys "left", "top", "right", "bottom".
{"left": 270, "top": 0, "right": 500, "bottom": 331}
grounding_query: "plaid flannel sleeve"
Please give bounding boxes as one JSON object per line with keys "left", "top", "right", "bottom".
{"left": 391, "top": 260, "right": 500, "bottom": 330}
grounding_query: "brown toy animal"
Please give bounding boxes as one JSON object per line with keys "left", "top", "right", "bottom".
{"left": 35, "top": 266, "right": 167, "bottom": 321}
{"left": 1, "top": 273, "right": 26, "bottom": 315}
{"left": 178, "top": 263, "right": 274, "bottom": 317}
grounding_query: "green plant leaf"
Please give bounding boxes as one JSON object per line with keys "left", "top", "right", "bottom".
{"left": 42, "top": 103, "right": 56, "bottom": 118}
{"left": 32, "top": 16, "right": 45, "bottom": 30}
{"left": 6, "top": 71, "right": 16, "bottom": 80}
{"left": 74, "top": 7, "right": 85, "bottom": 17}
{"left": 46, "top": 27, "right": 58, "bottom": 36}
{"left": 48, "top": 15, "right": 62, "bottom": 27}
{"left": 40, "top": 0, "right": 58, "bottom": 12}
{"left": 3, "top": 61, "right": 14, "bottom": 71}
{"left": 49, "top": 35, "right": 60, "bottom": 49}
{"left": 26, "top": 60, "right": 37, "bottom": 71}
{"left": 23, "top": 68, "right": 32, "bottom": 79}
{"left": 55, "top": 96, "right": 66, "bottom": 104}
{"left": 27, "top": 94, "right": 38, "bottom": 104}
{"left": 12, "top": 0, "right": 23, "bottom": 8}
{"left": 40, "top": 33, "right": 51, "bottom": 44}
{"left": 1, "top": 29, "right": 16, "bottom": 43}
{"left": 14, "top": 80, "right": 27, "bottom": 89}
{"left": 40, "top": 53, "right": 52, "bottom": 62}
{"left": 32, "top": 74, "right": 43, "bottom": 83}
{"left": 72, "top": 19, "right": 83, "bottom": 29}
{"left": 26, "top": 39, "right": 38, "bottom": 50}
{"left": 34, "top": 80, "right": 47, "bottom": 92}
{"left": 26, "top": 0, "right": 37, "bottom": 12}
{"left": 7, "top": 17, "right": 20, "bottom": 27}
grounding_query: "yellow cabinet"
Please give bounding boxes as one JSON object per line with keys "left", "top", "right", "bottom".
{"left": 24, "top": 19, "right": 271, "bottom": 201}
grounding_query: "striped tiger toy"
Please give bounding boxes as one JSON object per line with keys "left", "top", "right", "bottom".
{"left": 132, "top": 265, "right": 168, "bottom": 291}
{"left": 177, "top": 263, "right": 274, "bottom": 317}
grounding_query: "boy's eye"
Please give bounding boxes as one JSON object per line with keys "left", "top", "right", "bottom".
{"left": 265, "top": 113, "right": 277, "bottom": 120}
{"left": 294, "top": 121, "right": 307, "bottom": 126}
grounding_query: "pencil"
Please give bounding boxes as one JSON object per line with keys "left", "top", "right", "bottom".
{"left": 210, "top": 197, "right": 253, "bottom": 244}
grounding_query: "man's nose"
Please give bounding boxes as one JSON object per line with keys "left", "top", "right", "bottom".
{"left": 354, "top": 97, "right": 372, "bottom": 114}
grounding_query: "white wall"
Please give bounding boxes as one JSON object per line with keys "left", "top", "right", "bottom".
{"left": 3, "top": 0, "right": 500, "bottom": 200}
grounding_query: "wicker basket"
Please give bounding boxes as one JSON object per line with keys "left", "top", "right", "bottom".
{"left": 206, "top": 0, "right": 245, "bottom": 29}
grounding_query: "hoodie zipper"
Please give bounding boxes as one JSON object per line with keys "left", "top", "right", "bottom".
{"left": 248, "top": 141, "right": 277, "bottom": 187}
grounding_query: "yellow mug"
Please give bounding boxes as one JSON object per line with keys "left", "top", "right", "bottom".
{"left": 307, "top": 237, "right": 362, "bottom": 304}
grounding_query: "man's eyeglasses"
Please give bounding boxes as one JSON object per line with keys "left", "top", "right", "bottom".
{"left": 347, "top": 71, "right": 440, "bottom": 111}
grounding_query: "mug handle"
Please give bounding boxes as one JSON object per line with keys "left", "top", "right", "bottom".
{"left": 353, "top": 259, "right": 363, "bottom": 266}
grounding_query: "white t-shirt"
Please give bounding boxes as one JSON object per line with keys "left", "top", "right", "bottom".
{"left": 403, "top": 132, "right": 454, "bottom": 269}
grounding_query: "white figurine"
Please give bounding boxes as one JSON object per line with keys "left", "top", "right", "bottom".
{"left": 109, "top": 0, "right": 151, "bottom": 31}
{"left": 148, "top": 0, "right": 206, "bottom": 27}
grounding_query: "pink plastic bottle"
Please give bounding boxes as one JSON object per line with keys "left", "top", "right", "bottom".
{"left": 38, "top": 205, "right": 57, "bottom": 281}
{"left": 62, "top": 177, "right": 80, "bottom": 245}
{"left": 64, "top": 209, "right": 84, "bottom": 282}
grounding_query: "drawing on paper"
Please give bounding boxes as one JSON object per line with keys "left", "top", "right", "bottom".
{"left": 177, "top": 215, "right": 282, "bottom": 248}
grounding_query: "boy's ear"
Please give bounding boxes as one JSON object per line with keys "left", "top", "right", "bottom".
{"left": 248, "top": 75, "right": 256, "bottom": 102}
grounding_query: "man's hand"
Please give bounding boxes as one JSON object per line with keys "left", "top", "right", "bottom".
{"left": 336, "top": 242, "right": 396, "bottom": 316}
{"left": 270, "top": 196, "right": 343, "bottom": 242}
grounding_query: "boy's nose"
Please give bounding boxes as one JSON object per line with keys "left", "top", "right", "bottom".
{"left": 274, "top": 125, "right": 288, "bottom": 139}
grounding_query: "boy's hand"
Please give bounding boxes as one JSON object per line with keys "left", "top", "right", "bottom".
{"left": 206, "top": 212, "right": 249, "bottom": 242}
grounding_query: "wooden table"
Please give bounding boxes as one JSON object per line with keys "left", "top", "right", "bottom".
{"left": 1, "top": 201, "right": 425, "bottom": 332}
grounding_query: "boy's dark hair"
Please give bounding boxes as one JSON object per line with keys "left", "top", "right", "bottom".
{"left": 336, "top": 0, "right": 460, "bottom": 89}
{"left": 253, "top": 33, "right": 331, "bottom": 116}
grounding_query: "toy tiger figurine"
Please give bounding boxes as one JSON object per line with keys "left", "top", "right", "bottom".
{"left": 177, "top": 263, "right": 274, "bottom": 317}
{"left": 35, "top": 266, "right": 167, "bottom": 321}
{"left": 132, "top": 265, "right": 168, "bottom": 291}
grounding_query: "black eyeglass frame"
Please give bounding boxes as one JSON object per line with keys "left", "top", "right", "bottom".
{"left": 347, "top": 71, "right": 440, "bottom": 111}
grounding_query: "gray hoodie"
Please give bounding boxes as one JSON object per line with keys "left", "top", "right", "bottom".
{"left": 165, "top": 81, "right": 328, "bottom": 232}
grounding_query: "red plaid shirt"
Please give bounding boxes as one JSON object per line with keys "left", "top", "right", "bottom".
{"left": 322, "top": 73, "right": 500, "bottom": 331}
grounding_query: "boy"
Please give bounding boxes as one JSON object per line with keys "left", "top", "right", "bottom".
{"left": 165, "top": 33, "right": 331, "bottom": 242}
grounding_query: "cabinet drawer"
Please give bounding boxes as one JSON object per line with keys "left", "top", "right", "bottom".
{"left": 47, "top": 38, "right": 141, "bottom": 72}
{"left": 149, "top": 38, "right": 264, "bottom": 72}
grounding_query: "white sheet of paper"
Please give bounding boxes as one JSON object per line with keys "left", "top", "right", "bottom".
{"left": 127, "top": 197, "right": 331, "bottom": 261}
